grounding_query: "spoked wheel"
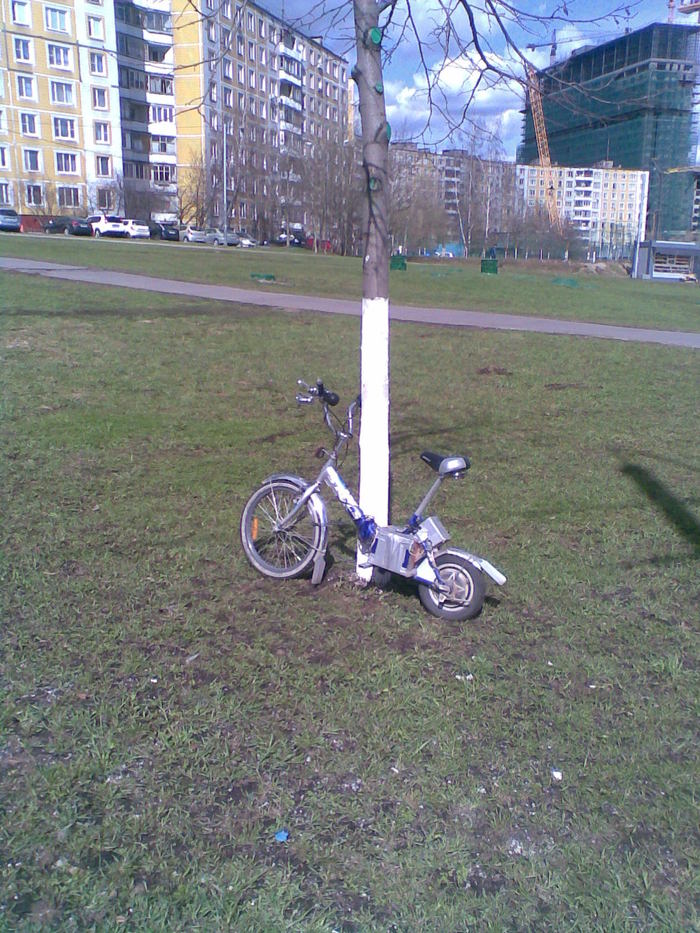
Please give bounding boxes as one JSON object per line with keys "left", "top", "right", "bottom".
{"left": 418, "top": 552, "right": 485, "bottom": 621}
{"left": 240, "top": 479, "right": 322, "bottom": 579}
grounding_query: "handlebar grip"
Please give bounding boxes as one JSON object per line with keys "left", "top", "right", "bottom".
{"left": 315, "top": 380, "right": 340, "bottom": 407}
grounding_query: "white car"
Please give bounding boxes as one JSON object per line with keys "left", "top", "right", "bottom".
{"left": 86, "top": 213, "right": 127, "bottom": 238}
{"left": 205, "top": 227, "right": 239, "bottom": 246}
{"left": 183, "top": 225, "right": 206, "bottom": 243}
{"left": 236, "top": 232, "right": 258, "bottom": 248}
{"left": 121, "top": 218, "right": 150, "bottom": 238}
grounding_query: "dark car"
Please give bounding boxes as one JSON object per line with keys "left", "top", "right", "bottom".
{"left": 0, "top": 208, "right": 22, "bottom": 232}
{"left": 149, "top": 221, "right": 180, "bottom": 241}
{"left": 44, "top": 216, "right": 92, "bottom": 236}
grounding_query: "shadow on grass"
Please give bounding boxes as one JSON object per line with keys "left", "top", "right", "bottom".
{"left": 620, "top": 461, "right": 700, "bottom": 555}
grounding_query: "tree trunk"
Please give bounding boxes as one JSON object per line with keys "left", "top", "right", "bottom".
{"left": 353, "top": 0, "right": 391, "bottom": 579}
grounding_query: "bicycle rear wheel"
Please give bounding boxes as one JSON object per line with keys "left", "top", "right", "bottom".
{"left": 240, "top": 479, "right": 322, "bottom": 579}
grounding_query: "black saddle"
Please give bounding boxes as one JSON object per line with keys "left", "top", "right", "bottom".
{"left": 420, "top": 451, "right": 470, "bottom": 476}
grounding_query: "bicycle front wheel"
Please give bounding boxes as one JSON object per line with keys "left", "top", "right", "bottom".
{"left": 240, "top": 479, "right": 322, "bottom": 579}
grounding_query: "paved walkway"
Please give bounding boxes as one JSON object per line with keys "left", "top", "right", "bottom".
{"left": 3, "top": 256, "right": 699, "bottom": 349}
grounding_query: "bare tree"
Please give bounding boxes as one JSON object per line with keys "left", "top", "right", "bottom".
{"left": 178, "top": 0, "right": 632, "bottom": 576}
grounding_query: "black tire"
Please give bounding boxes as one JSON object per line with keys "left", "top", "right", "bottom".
{"left": 240, "top": 479, "right": 322, "bottom": 579}
{"left": 418, "top": 552, "right": 485, "bottom": 621}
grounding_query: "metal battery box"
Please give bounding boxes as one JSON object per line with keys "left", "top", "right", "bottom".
{"left": 366, "top": 516, "right": 450, "bottom": 578}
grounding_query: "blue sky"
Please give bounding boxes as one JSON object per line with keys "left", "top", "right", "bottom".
{"left": 266, "top": 0, "right": 683, "bottom": 157}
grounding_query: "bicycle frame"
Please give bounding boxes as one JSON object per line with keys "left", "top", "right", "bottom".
{"left": 269, "top": 380, "right": 506, "bottom": 593}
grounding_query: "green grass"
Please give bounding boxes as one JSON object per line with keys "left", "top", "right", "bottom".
{"left": 1, "top": 272, "right": 699, "bottom": 931}
{"left": 2, "top": 232, "right": 699, "bottom": 331}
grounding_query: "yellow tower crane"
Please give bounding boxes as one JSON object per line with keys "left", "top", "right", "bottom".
{"left": 527, "top": 64, "right": 563, "bottom": 235}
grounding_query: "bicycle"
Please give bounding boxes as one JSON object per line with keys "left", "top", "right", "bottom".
{"left": 240, "top": 380, "right": 506, "bottom": 620}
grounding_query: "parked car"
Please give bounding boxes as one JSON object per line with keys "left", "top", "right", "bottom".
{"left": 121, "top": 218, "right": 150, "bottom": 238}
{"left": 0, "top": 208, "right": 22, "bottom": 232}
{"left": 86, "top": 214, "right": 127, "bottom": 238}
{"left": 272, "top": 231, "right": 305, "bottom": 247}
{"left": 205, "top": 227, "right": 240, "bottom": 246}
{"left": 236, "top": 232, "right": 258, "bottom": 248}
{"left": 44, "top": 216, "right": 92, "bottom": 236}
{"left": 149, "top": 221, "right": 180, "bottom": 241}
{"left": 183, "top": 225, "right": 206, "bottom": 243}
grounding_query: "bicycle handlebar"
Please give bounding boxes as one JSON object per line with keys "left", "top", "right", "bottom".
{"left": 296, "top": 379, "right": 361, "bottom": 446}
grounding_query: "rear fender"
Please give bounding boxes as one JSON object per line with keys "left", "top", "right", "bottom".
{"left": 439, "top": 547, "right": 507, "bottom": 586}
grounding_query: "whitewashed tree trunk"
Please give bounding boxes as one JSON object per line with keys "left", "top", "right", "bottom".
{"left": 352, "top": 0, "right": 391, "bottom": 579}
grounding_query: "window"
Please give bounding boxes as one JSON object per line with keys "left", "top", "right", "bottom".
{"left": 223, "top": 58, "right": 232, "bottom": 79}
{"left": 87, "top": 16, "right": 103, "bottom": 38}
{"left": 237, "top": 64, "right": 244, "bottom": 83}
{"left": 92, "top": 87, "right": 108, "bottom": 109}
{"left": 237, "top": 34, "right": 244, "bottom": 55}
{"left": 0, "top": 182, "right": 10, "bottom": 204}
{"left": 207, "top": 21, "right": 216, "bottom": 41}
{"left": 148, "top": 76, "right": 173, "bottom": 94}
{"left": 26, "top": 184, "right": 42, "bottom": 206}
{"left": 95, "top": 155, "right": 111, "bottom": 176}
{"left": 53, "top": 116, "right": 76, "bottom": 139}
{"left": 20, "top": 113, "right": 37, "bottom": 135}
{"left": 150, "top": 105, "right": 174, "bottom": 122}
{"left": 94, "top": 121, "right": 110, "bottom": 143}
{"left": 123, "top": 161, "right": 148, "bottom": 179}
{"left": 0, "top": 146, "right": 8, "bottom": 169}
{"left": 152, "top": 164, "right": 175, "bottom": 183}
{"left": 97, "top": 189, "right": 112, "bottom": 210}
{"left": 89, "top": 51, "right": 106, "bottom": 74}
{"left": 23, "top": 149, "right": 40, "bottom": 171}
{"left": 248, "top": 69, "right": 255, "bottom": 88}
{"left": 56, "top": 151, "right": 77, "bottom": 173}
{"left": 223, "top": 0, "right": 231, "bottom": 17}
{"left": 151, "top": 135, "right": 175, "bottom": 154}
{"left": 248, "top": 40, "right": 254, "bottom": 60}
{"left": 58, "top": 186, "right": 80, "bottom": 208}
{"left": 11, "top": 0, "right": 31, "bottom": 25}
{"left": 223, "top": 87, "right": 232, "bottom": 107}
{"left": 14, "top": 37, "right": 33, "bottom": 62}
{"left": 247, "top": 11, "right": 253, "bottom": 30}
{"left": 17, "top": 75, "right": 35, "bottom": 99}
{"left": 48, "top": 43, "right": 71, "bottom": 68}
{"left": 50, "top": 80, "right": 74, "bottom": 104}
{"left": 258, "top": 17, "right": 264, "bottom": 37}
{"left": 45, "top": 6, "right": 69, "bottom": 31}
{"left": 210, "top": 82, "right": 217, "bottom": 102}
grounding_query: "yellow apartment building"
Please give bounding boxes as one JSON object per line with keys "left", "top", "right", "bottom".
{"left": 0, "top": 0, "right": 123, "bottom": 219}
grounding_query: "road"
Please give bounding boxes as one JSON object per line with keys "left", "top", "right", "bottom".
{"left": 2, "top": 256, "right": 699, "bottom": 349}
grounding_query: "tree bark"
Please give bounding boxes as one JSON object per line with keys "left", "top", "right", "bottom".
{"left": 353, "top": 0, "right": 391, "bottom": 579}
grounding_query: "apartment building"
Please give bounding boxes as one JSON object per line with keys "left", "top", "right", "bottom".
{"left": 171, "top": 0, "right": 349, "bottom": 231}
{"left": 515, "top": 162, "right": 649, "bottom": 257}
{"left": 115, "top": 0, "right": 178, "bottom": 217}
{"left": 518, "top": 22, "right": 699, "bottom": 238}
{"left": 1, "top": 0, "right": 347, "bottom": 228}
{"left": 1, "top": 0, "right": 123, "bottom": 215}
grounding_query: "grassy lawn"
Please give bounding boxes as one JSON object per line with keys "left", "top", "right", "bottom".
{"left": 1, "top": 272, "right": 699, "bottom": 931}
{"left": 1, "top": 232, "right": 699, "bottom": 331}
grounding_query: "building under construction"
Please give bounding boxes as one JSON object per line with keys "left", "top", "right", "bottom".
{"left": 517, "top": 22, "right": 700, "bottom": 238}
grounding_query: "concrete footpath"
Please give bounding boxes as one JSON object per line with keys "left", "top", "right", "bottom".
{"left": 2, "top": 256, "right": 699, "bottom": 349}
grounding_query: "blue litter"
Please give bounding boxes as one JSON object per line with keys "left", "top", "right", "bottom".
{"left": 274, "top": 829, "right": 289, "bottom": 843}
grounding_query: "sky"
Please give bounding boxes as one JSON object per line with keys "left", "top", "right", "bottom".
{"left": 265, "top": 0, "right": 685, "bottom": 158}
